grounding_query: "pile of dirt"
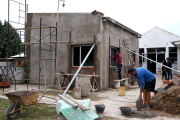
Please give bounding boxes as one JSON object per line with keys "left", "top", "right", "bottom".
{"left": 150, "top": 86, "right": 180, "bottom": 114}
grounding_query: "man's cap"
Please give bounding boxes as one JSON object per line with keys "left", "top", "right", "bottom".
{"left": 115, "top": 50, "right": 120, "bottom": 53}
{"left": 166, "top": 58, "right": 169, "bottom": 59}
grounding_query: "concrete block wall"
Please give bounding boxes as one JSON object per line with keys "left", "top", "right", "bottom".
{"left": 102, "top": 20, "right": 139, "bottom": 88}
{"left": 26, "top": 13, "right": 139, "bottom": 89}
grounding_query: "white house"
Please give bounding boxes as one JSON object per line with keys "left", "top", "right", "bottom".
{"left": 172, "top": 40, "right": 180, "bottom": 75}
{"left": 139, "top": 27, "right": 180, "bottom": 74}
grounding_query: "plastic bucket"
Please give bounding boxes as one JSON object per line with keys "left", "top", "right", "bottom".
{"left": 95, "top": 104, "right": 106, "bottom": 114}
{"left": 136, "top": 96, "right": 143, "bottom": 111}
{"left": 73, "top": 87, "right": 81, "bottom": 98}
{"left": 119, "top": 86, "right": 126, "bottom": 96}
{"left": 119, "top": 107, "right": 131, "bottom": 116}
{"left": 114, "top": 80, "right": 120, "bottom": 89}
{"left": 113, "top": 67, "right": 118, "bottom": 72}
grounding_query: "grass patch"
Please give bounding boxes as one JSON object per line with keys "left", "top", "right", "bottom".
{"left": 0, "top": 98, "right": 59, "bottom": 120}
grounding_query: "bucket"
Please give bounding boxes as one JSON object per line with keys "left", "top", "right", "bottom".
{"left": 113, "top": 67, "right": 118, "bottom": 72}
{"left": 114, "top": 80, "right": 120, "bottom": 89}
{"left": 158, "top": 70, "right": 161, "bottom": 75}
{"left": 95, "top": 104, "right": 106, "bottom": 114}
{"left": 73, "top": 86, "right": 81, "bottom": 98}
{"left": 119, "top": 107, "right": 131, "bottom": 116}
{"left": 136, "top": 96, "right": 143, "bottom": 111}
{"left": 163, "top": 80, "right": 169, "bottom": 84}
{"left": 119, "top": 86, "right": 126, "bottom": 96}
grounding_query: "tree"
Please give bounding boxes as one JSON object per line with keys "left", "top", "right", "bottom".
{"left": 0, "top": 20, "right": 24, "bottom": 58}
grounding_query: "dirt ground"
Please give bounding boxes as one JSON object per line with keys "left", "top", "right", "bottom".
{"left": 1, "top": 74, "right": 180, "bottom": 120}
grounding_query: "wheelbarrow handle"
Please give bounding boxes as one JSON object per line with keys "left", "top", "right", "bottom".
{"left": 37, "top": 91, "right": 49, "bottom": 104}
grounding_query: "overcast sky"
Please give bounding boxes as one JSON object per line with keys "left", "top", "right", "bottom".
{"left": 1, "top": 0, "right": 180, "bottom": 36}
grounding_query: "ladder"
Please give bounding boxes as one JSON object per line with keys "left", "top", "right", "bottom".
{"left": 123, "top": 40, "right": 135, "bottom": 68}
{"left": 123, "top": 40, "right": 135, "bottom": 85}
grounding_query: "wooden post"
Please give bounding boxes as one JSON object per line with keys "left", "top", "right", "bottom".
{"left": 44, "top": 60, "right": 47, "bottom": 90}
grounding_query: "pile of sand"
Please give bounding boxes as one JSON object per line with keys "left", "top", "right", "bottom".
{"left": 150, "top": 86, "right": 180, "bottom": 114}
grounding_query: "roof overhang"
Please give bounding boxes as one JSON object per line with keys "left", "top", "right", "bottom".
{"left": 171, "top": 40, "right": 180, "bottom": 48}
{"left": 103, "top": 17, "right": 142, "bottom": 38}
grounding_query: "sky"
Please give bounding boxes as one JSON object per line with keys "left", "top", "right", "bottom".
{"left": 0, "top": 0, "right": 180, "bottom": 36}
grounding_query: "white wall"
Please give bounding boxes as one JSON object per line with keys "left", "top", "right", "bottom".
{"left": 178, "top": 48, "right": 180, "bottom": 75}
{"left": 139, "top": 27, "right": 180, "bottom": 74}
{"left": 139, "top": 27, "right": 180, "bottom": 49}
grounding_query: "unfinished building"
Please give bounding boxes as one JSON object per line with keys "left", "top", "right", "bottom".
{"left": 26, "top": 12, "right": 141, "bottom": 89}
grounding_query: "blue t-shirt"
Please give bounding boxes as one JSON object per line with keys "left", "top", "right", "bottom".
{"left": 135, "top": 67, "right": 155, "bottom": 89}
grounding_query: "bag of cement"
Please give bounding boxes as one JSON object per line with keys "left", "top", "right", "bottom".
{"left": 136, "top": 96, "right": 143, "bottom": 111}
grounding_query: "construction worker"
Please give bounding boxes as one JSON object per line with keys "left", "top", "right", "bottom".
{"left": 110, "top": 50, "right": 122, "bottom": 79}
{"left": 128, "top": 67, "right": 156, "bottom": 108}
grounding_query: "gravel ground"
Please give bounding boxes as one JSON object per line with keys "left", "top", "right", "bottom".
{"left": 1, "top": 74, "right": 180, "bottom": 120}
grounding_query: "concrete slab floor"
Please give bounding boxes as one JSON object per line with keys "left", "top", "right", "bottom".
{"left": 0, "top": 74, "right": 180, "bottom": 120}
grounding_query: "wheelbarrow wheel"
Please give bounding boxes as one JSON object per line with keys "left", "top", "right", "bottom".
{"left": 7, "top": 103, "right": 20, "bottom": 120}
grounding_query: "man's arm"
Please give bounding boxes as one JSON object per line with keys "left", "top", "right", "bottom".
{"left": 138, "top": 81, "right": 140, "bottom": 88}
{"left": 138, "top": 81, "right": 143, "bottom": 97}
{"left": 110, "top": 56, "right": 116, "bottom": 60}
{"left": 137, "top": 73, "right": 146, "bottom": 97}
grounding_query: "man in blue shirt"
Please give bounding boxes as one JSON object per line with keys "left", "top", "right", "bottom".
{"left": 166, "top": 58, "right": 172, "bottom": 80}
{"left": 128, "top": 67, "right": 156, "bottom": 108}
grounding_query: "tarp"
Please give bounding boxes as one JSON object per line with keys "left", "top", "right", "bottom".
{"left": 56, "top": 99, "right": 98, "bottom": 120}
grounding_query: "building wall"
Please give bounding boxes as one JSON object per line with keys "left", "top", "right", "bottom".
{"left": 26, "top": 13, "right": 139, "bottom": 89}
{"left": 26, "top": 13, "right": 102, "bottom": 86}
{"left": 139, "top": 27, "right": 180, "bottom": 74}
{"left": 102, "top": 20, "right": 139, "bottom": 88}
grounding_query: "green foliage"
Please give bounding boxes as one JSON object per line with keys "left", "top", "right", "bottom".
{"left": 0, "top": 98, "right": 58, "bottom": 120}
{"left": 0, "top": 20, "right": 24, "bottom": 58}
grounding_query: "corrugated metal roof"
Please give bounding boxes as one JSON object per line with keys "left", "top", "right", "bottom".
{"left": 103, "top": 17, "right": 141, "bottom": 37}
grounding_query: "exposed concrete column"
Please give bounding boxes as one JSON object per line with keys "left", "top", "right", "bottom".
{"left": 98, "top": 34, "right": 103, "bottom": 89}
{"left": 166, "top": 47, "right": 169, "bottom": 58}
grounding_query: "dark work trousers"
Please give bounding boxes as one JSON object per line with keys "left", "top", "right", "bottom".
{"left": 118, "top": 64, "right": 122, "bottom": 79}
{"left": 162, "top": 70, "right": 167, "bottom": 79}
{"left": 167, "top": 69, "right": 172, "bottom": 80}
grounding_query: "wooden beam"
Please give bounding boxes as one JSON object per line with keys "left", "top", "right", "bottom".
{"left": 58, "top": 94, "right": 78, "bottom": 108}
{"left": 20, "top": 41, "right": 70, "bottom": 45}
{"left": 114, "top": 78, "right": 129, "bottom": 82}
{"left": 11, "top": 26, "right": 58, "bottom": 30}
{"left": 65, "top": 94, "right": 90, "bottom": 111}
{"left": 55, "top": 73, "right": 99, "bottom": 77}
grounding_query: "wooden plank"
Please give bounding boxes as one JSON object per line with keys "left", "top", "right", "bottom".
{"left": 65, "top": 94, "right": 90, "bottom": 111}
{"left": 58, "top": 94, "right": 78, "bottom": 108}
{"left": 11, "top": 26, "right": 57, "bottom": 30}
{"left": 55, "top": 73, "right": 99, "bottom": 77}
{"left": 114, "top": 78, "right": 129, "bottom": 82}
{"left": 44, "top": 61, "right": 47, "bottom": 90}
{"left": 20, "top": 41, "right": 70, "bottom": 45}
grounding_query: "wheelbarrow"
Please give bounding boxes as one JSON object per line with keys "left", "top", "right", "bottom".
{"left": 4, "top": 91, "right": 45, "bottom": 120}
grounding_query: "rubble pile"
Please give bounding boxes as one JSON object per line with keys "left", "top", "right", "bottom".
{"left": 150, "top": 86, "right": 180, "bottom": 114}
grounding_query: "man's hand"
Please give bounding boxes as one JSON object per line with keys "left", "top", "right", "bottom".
{"left": 110, "top": 56, "right": 112, "bottom": 58}
{"left": 139, "top": 93, "right": 142, "bottom": 97}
